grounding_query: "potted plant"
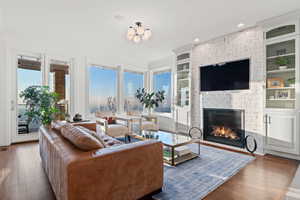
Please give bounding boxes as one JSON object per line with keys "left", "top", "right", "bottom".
{"left": 135, "top": 88, "right": 165, "bottom": 115}
{"left": 20, "top": 86, "right": 60, "bottom": 127}
{"left": 286, "top": 77, "right": 295, "bottom": 88}
{"left": 275, "top": 57, "right": 289, "bottom": 70}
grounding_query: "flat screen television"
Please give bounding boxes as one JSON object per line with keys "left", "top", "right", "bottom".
{"left": 200, "top": 59, "right": 250, "bottom": 91}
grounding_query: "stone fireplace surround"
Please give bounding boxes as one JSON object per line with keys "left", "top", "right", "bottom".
{"left": 190, "top": 26, "right": 265, "bottom": 154}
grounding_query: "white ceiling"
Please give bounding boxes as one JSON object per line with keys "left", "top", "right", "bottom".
{"left": 1, "top": 0, "right": 300, "bottom": 67}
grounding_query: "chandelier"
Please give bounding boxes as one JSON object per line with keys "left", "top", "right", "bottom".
{"left": 127, "top": 22, "right": 152, "bottom": 43}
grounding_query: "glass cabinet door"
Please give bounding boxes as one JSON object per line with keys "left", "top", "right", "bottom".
{"left": 176, "top": 62, "right": 189, "bottom": 106}
{"left": 266, "top": 39, "right": 296, "bottom": 109}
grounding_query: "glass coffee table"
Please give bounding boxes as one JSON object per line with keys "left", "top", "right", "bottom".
{"left": 129, "top": 130, "right": 200, "bottom": 166}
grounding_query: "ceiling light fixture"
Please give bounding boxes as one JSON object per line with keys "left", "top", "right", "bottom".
{"left": 127, "top": 22, "right": 152, "bottom": 43}
{"left": 237, "top": 23, "right": 245, "bottom": 28}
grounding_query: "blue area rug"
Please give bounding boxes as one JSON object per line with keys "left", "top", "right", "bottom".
{"left": 153, "top": 144, "right": 254, "bottom": 200}
{"left": 116, "top": 137, "right": 254, "bottom": 200}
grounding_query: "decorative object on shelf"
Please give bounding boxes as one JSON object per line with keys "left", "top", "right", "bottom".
{"left": 286, "top": 77, "right": 295, "bottom": 87}
{"left": 275, "top": 90, "right": 291, "bottom": 99}
{"left": 20, "top": 86, "right": 59, "bottom": 126}
{"left": 244, "top": 135, "right": 257, "bottom": 154}
{"left": 135, "top": 88, "right": 165, "bottom": 115}
{"left": 127, "top": 22, "right": 152, "bottom": 43}
{"left": 267, "top": 77, "right": 284, "bottom": 88}
{"left": 275, "top": 57, "right": 289, "bottom": 69}
{"left": 276, "top": 49, "right": 287, "bottom": 56}
{"left": 73, "top": 113, "right": 83, "bottom": 122}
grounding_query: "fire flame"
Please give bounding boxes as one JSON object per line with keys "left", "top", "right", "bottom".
{"left": 211, "top": 126, "right": 239, "bottom": 140}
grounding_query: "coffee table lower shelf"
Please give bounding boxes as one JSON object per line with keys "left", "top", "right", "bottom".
{"left": 164, "top": 152, "right": 199, "bottom": 166}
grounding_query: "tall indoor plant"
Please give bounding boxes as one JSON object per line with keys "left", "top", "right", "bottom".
{"left": 135, "top": 88, "right": 165, "bottom": 115}
{"left": 20, "top": 86, "right": 60, "bottom": 126}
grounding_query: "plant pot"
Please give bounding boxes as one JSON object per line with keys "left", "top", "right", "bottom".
{"left": 279, "top": 66, "right": 288, "bottom": 70}
{"left": 44, "top": 124, "right": 52, "bottom": 129}
{"left": 148, "top": 108, "right": 153, "bottom": 116}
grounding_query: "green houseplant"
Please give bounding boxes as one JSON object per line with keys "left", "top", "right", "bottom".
{"left": 275, "top": 57, "right": 289, "bottom": 68}
{"left": 20, "top": 86, "right": 60, "bottom": 126}
{"left": 135, "top": 88, "right": 165, "bottom": 115}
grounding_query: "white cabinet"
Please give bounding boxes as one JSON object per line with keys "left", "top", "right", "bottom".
{"left": 265, "top": 112, "right": 299, "bottom": 154}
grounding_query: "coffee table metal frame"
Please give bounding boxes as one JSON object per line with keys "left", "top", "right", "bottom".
{"left": 128, "top": 131, "right": 200, "bottom": 166}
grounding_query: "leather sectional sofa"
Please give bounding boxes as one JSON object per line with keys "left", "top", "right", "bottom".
{"left": 39, "top": 122, "right": 163, "bottom": 200}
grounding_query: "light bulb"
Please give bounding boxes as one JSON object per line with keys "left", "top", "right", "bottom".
{"left": 136, "top": 25, "right": 145, "bottom": 35}
{"left": 133, "top": 35, "right": 141, "bottom": 43}
{"left": 127, "top": 27, "right": 135, "bottom": 36}
{"left": 127, "top": 33, "right": 134, "bottom": 40}
{"left": 142, "top": 29, "right": 152, "bottom": 40}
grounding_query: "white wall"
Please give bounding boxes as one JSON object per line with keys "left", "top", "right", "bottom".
{"left": 0, "top": 40, "right": 10, "bottom": 146}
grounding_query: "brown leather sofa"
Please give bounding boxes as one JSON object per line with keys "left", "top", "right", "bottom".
{"left": 39, "top": 122, "right": 163, "bottom": 200}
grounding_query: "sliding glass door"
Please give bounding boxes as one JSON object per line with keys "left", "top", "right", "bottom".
{"left": 17, "top": 56, "right": 42, "bottom": 135}
{"left": 10, "top": 52, "right": 45, "bottom": 143}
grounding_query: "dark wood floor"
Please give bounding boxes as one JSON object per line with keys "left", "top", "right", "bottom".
{"left": 0, "top": 142, "right": 298, "bottom": 200}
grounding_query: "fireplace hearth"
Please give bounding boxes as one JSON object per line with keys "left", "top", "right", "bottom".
{"left": 203, "top": 108, "right": 245, "bottom": 148}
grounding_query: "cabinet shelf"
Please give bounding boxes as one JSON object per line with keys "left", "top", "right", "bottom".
{"left": 267, "top": 53, "right": 295, "bottom": 59}
{"left": 267, "top": 87, "right": 295, "bottom": 90}
{"left": 267, "top": 99, "right": 295, "bottom": 101}
{"left": 267, "top": 68, "right": 295, "bottom": 74}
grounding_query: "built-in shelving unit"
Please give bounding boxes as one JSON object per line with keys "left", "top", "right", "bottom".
{"left": 173, "top": 45, "right": 193, "bottom": 133}
{"left": 261, "top": 14, "right": 300, "bottom": 156}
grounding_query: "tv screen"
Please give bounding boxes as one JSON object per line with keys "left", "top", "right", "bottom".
{"left": 200, "top": 59, "right": 250, "bottom": 91}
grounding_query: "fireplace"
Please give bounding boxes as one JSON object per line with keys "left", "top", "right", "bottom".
{"left": 203, "top": 108, "right": 245, "bottom": 148}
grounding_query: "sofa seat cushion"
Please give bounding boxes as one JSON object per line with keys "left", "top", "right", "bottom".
{"left": 88, "top": 130, "right": 123, "bottom": 147}
{"left": 107, "top": 124, "right": 129, "bottom": 137}
{"left": 61, "top": 124, "right": 104, "bottom": 151}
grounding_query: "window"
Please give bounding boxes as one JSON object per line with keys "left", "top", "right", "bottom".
{"left": 153, "top": 70, "right": 172, "bottom": 113}
{"left": 49, "top": 61, "right": 70, "bottom": 116}
{"left": 124, "top": 71, "right": 144, "bottom": 112}
{"left": 88, "top": 66, "right": 117, "bottom": 114}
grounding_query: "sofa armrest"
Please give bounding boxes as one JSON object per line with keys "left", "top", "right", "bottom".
{"left": 73, "top": 122, "right": 97, "bottom": 132}
{"left": 67, "top": 140, "right": 163, "bottom": 200}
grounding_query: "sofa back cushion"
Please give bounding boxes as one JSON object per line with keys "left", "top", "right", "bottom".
{"left": 61, "top": 124, "right": 104, "bottom": 151}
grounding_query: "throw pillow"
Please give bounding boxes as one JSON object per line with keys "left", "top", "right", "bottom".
{"left": 75, "top": 126, "right": 107, "bottom": 147}
{"left": 51, "top": 121, "right": 68, "bottom": 133}
{"left": 61, "top": 124, "right": 104, "bottom": 151}
{"left": 104, "top": 117, "right": 116, "bottom": 124}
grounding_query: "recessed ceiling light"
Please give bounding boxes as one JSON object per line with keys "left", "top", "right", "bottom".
{"left": 237, "top": 23, "right": 245, "bottom": 28}
{"left": 194, "top": 38, "right": 200, "bottom": 43}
